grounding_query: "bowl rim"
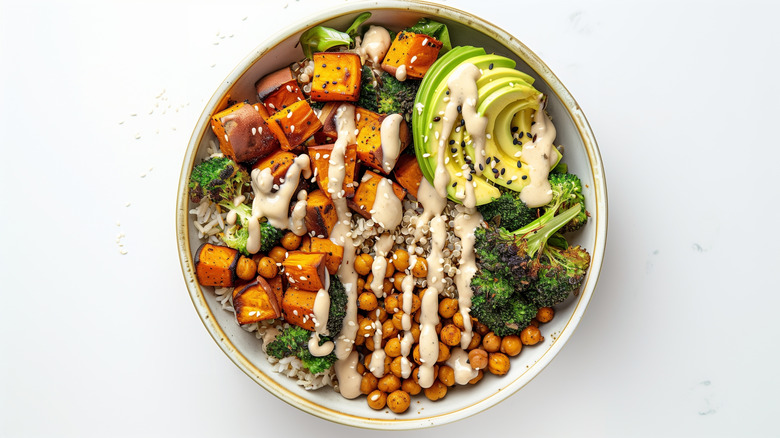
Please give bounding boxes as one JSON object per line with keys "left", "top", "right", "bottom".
{"left": 176, "top": 0, "right": 608, "bottom": 430}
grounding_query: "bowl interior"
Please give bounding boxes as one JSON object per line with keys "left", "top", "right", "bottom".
{"left": 177, "top": 0, "right": 606, "bottom": 430}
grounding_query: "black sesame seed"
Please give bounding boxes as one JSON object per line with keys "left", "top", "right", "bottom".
{"left": 516, "top": 161, "right": 522, "bottom": 168}
{"left": 452, "top": 182, "right": 458, "bottom": 187}
{"left": 461, "top": 141, "right": 466, "bottom": 148}
{"left": 446, "top": 90, "right": 450, "bottom": 95}
{"left": 460, "top": 119, "right": 465, "bottom": 126}
{"left": 533, "top": 134, "right": 538, "bottom": 142}
{"left": 486, "top": 157, "right": 492, "bottom": 164}
{"left": 433, "top": 116, "right": 441, "bottom": 122}
{"left": 511, "top": 126, "right": 518, "bottom": 133}
{"left": 507, "top": 180, "right": 513, "bottom": 185}
{"left": 466, "top": 174, "right": 473, "bottom": 181}
{"left": 322, "top": 63, "right": 327, "bottom": 68}
{"left": 488, "top": 63, "right": 494, "bottom": 70}
{"left": 449, "top": 139, "right": 455, "bottom": 145}
{"left": 491, "top": 168, "right": 499, "bottom": 174}
{"left": 526, "top": 132, "right": 532, "bottom": 138}
{"left": 451, "top": 147, "right": 458, "bottom": 154}
{"left": 478, "top": 163, "right": 484, "bottom": 171}
{"left": 494, "top": 157, "right": 500, "bottom": 163}
{"left": 500, "top": 168, "right": 505, "bottom": 175}
{"left": 336, "top": 66, "right": 341, "bottom": 70}
{"left": 521, "top": 175, "right": 528, "bottom": 180}
{"left": 513, "top": 139, "right": 520, "bottom": 145}
{"left": 531, "top": 121, "right": 536, "bottom": 126}
{"left": 457, "top": 105, "right": 462, "bottom": 113}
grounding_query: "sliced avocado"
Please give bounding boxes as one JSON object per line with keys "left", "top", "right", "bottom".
{"left": 413, "top": 48, "right": 558, "bottom": 205}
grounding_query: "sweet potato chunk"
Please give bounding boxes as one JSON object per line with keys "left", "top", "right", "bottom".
{"left": 308, "top": 143, "right": 358, "bottom": 198}
{"left": 393, "top": 153, "right": 424, "bottom": 198}
{"left": 255, "top": 66, "right": 296, "bottom": 100}
{"left": 305, "top": 189, "right": 338, "bottom": 237}
{"left": 266, "top": 274, "right": 285, "bottom": 308}
{"left": 282, "top": 251, "right": 328, "bottom": 292}
{"left": 356, "top": 114, "right": 411, "bottom": 174}
{"left": 381, "top": 31, "right": 443, "bottom": 79}
{"left": 266, "top": 99, "right": 322, "bottom": 150}
{"left": 310, "top": 52, "right": 362, "bottom": 102}
{"left": 348, "top": 170, "right": 406, "bottom": 219}
{"left": 194, "top": 243, "right": 240, "bottom": 287}
{"left": 233, "top": 277, "right": 281, "bottom": 325}
{"left": 263, "top": 79, "right": 306, "bottom": 113}
{"left": 281, "top": 287, "right": 318, "bottom": 331}
{"left": 307, "top": 237, "right": 344, "bottom": 275}
{"left": 355, "top": 107, "right": 382, "bottom": 132}
{"left": 251, "top": 149, "right": 297, "bottom": 185}
{"left": 210, "top": 102, "right": 280, "bottom": 164}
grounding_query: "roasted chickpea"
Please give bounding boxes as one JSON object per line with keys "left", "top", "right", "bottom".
{"left": 521, "top": 325, "right": 543, "bottom": 345}
{"left": 384, "top": 294, "right": 400, "bottom": 314}
{"left": 358, "top": 291, "right": 378, "bottom": 312}
{"left": 392, "top": 249, "right": 410, "bottom": 271}
{"left": 467, "top": 331, "right": 482, "bottom": 350}
{"left": 391, "top": 311, "right": 406, "bottom": 331}
{"left": 384, "top": 258, "right": 395, "bottom": 278}
{"left": 536, "top": 306, "right": 555, "bottom": 323}
{"left": 412, "top": 258, "right": 428, "bottom": 278}
{"left": 488, "top": 352, "right": 510, "bottom": 375}
{"left": 468, "top": 348, "right": 488, "bottom": 371}
{"left": 500, "top": 334, "right": 523, "bottom": 357}
{"left": 356, "top": 317, "right": 376, "bottom": 339}
{"left": 439, "top": 324, "right": 461, "bottom": 347}
{"left": 268, "top": 246, "right": 287, "bottom": 264}
{"left": 360, "top": 372, "right": 378, "bottom": 395}
{"left": 236, "top": 256, "right": 257, "bottom": 280}
{"left": 280, "top": 231, "right": 302, "bottom": 250}
{"left": 469, "top": 370, "right": 484, "bottom": 385}
{"left": 473, "top": 320, "right": 490, "bottom": 336}
{"left": 354, "top": 253, "right": 373, "bottom": 276}
{"left": 367, "top": 390, "right": 387, "bottom": 410}
{"left": 387, "top": 390, "right": 411, "bottom": 414}
{"left": 382, "top": 319, "right": 398, "bottom": 339}
{"left": 377, "top": 374, "right": 401, "bottom": 393}
{"left": 392, "top": 271, "right": 406, "bottom": 291}
{"left": 438, "top": 365, "right": 455, "bottom": 387}
{"left": 412, "top": 345, "right": 421, "bottom": 365}
{"left": 423, "top": 379, "right": 448, "bottom": 401}
{"left": 384, "top": 337, "right": 402, "bottom": 358}
{"left": 369, "top": 307, "right": 388, "bottom": 323}
{"left": 389, "top": 356, "right": 409, "bottom": 378}
{"left": 357, "top": 277, "right": 366, "bottom": 291}
{"left": 365, "top": 273, "right": 374, "bottom": 290}
{"left": 452, "top": 311, "right": 465, "bottom": 330}
{"left": 482, "top": 332, "right": 501, "bottom": 353}
{"left": 364, "top": 335, "right": 376, "bottom": 352}
{"left": 255, "top": 256, "right": 278, "bottom": 279}
{"left": 356, "top": 361, "right": 366, "bottom": 375}
{"left": 410, "top": 323, "right": 421, "bottom": 343}
{"left": 382, "top": 278, "right": 394, "bottom": 295}
{"left": 529, "top": 318, "right": 540, "bottom": 327}
{"left": 437, "top": 342, "right": 451, "bottom": 363}
{"left": 402, "top": 378, "right": 422, "bottom": 396}
{"left": 438, "top": 298, "right": 459, "bottom": 319}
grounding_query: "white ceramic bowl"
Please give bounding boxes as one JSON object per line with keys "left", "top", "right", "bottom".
{"left": 176, "top": 0, "right": 607, "bottom": 429}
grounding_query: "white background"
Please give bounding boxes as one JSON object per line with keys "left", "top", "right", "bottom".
{"left": 2, "top": 0, "right": 778, "bottom": 436}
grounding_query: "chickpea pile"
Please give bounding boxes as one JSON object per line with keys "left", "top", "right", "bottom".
{"left": 350, "top": 247, "right": 556, "bottom": 414}
{"left": 248, "top": 232, "right": 556, "bottom": 415}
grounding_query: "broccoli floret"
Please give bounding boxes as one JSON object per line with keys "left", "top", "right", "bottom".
{"left": 326, "top": 275, "right": 348, "bottom": 338}
{"left": 265, "top": 325, "right": 337, "bottom": 374}
{"left": 477, "top": 190, "right": 539, "bottom": 230}
{"left": 547, "top": 172, "right": 588, "bottom": 233}
{"left": 188, "top": 156, "right": 250, "bottom": 204}
{"left": 357, "top": 66, "right": 420, "bottom": 123}
{"left": 218, "top": 202, "right": 284, "bottom": 255}
{"left": 471, "top": 202, "right": 588, "bottom": 335}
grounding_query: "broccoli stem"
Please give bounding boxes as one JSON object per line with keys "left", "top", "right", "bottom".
{"left": 508, "top": 203, "right": 583, "bottom": 257}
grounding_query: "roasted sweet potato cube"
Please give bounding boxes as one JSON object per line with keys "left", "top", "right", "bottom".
{"left": 305, "top": 189, "right": 338, "bottom": 237}
{"left": 282, "top": 251, "right": 328, "bottom": 292}
{"left": 308, "top": 143, "right": 358, "bottom": 198}
{"left": 348, "top": 170, "right": 406, "bottom": 219}
{"left": 308, "top": 237, "right": 344, "bottom": 275}
{"left": 210, "top": 102, "right": 280, "bottom": 164}
{"left": 356, "top": 114, "right": 411, "bottom": 174}
{"left": 251, "top": 149, "right": 297, "bottom": 185}
{"left": 266, "top": 274, "right": 285, "bottom": 307}
{"left": 381, "top": 31, "right": 443, "bottom": 79}
{"left": 310, "top": 52, "right": 362, "bottom": 102}
{"left": 266, "top": 99, "right": 322, "bottom": 150}
{"left": 263, "top": 79, "right": 306, "bottom": 113}
{"left": 355, "top": 107, "right": 382, "bottom": 132}
{"left": 315, "top": 102, "right": 340, "bottom": 140}
{"left": 393, "top": 153, "right": 424, "bottom": 198}
{"left": 255, "top": 66, "right": 296, "bottom": 100}
{"left": 233, "top": 277, "right": 281, "bottom": 325}
{"left": 194, "top": 243, "right": 240, "bottom": 287}
{"left": 281, "top": 287, "right": 318, "bottom": 331}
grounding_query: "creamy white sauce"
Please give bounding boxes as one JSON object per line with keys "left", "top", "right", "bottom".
{"left": 289, "top": 190, "right": 308, "bottom": 236}
{"left": 439, "top": 63, "right": 488, "bottom": 177}
{"left": 519, "top": 102, "right": 557, "bottom": 208}
{"left": 395, "top": 64, "right": 407, "bottom": 82}
{"left": 308, "top": 287, "right": 334, "bottom": 357}
{"left": 368, "top": 316, "right": 386, "bottom": 378}
{"left": 246, "top": 156, "right": 311, "bottom": 254}
{"left": 333, "top": 350, "right": 362, "bottom": 399}
{"left": 369, "top": 233, "right": 394, "bottom": 297}
{"left": 356, "top": 25, "right": 391, "bottom": 65}
{"left": 445, "top": 347, "right": 479, "bottom": 385}
{"left": 453, "top": 189, "right": 482, "bottom": 349}
{"left": 379, "top": 114, "right": 404, "bottom": 173}
{"left": 371, "top": 177, "right": 403, "bottom": 230}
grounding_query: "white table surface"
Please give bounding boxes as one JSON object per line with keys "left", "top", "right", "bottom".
{"left": 2, "top": 0, "right": 778, "bottom": 436}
